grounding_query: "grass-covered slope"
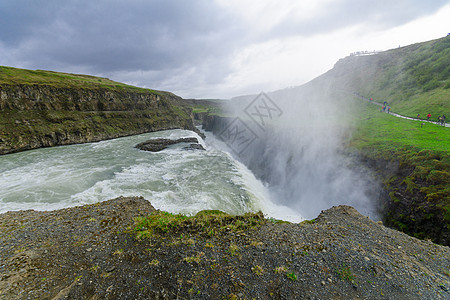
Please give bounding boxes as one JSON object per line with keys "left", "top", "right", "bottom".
{"left": 348, "top": 97, "right": 449, "bottom": 245}
{"left": 0, "top": 66, "right": 152, "bottom": 92}
{"left": 0, "top": 66, "right": 195, "bottom": 154}
{"left": 320, "top": 36, "right": 449, "bottom": 119}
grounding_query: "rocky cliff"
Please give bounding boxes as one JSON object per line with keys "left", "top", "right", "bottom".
{"left": 0, "top": 76, "right": 197, "bottom": 155}
{"left": 0, "top": 197, "right": 448, "bottom": 299}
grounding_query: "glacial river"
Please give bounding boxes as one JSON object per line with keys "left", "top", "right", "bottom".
{"left": 0, "top": 129, "right": 303, "bottom": 222}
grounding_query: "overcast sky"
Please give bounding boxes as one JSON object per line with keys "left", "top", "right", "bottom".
{"left": 1, "top": 0, "right": 449, "bottom": 99}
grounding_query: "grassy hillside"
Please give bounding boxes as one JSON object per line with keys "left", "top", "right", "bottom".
{"left": 0, "top": 66, "right": 157, "bottom": 94}
{"left": 322, "top": 36, "right": 449, "bottom": 119}
{"left": 347, "top": 97, "right": 449, "bottom": 244}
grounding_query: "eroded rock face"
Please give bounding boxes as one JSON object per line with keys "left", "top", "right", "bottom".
{"left": 135, "top": 137, "right": 205, "bottom": 152}
{"left": 0, "top": 84, "right": 197, "bottom": 155}
{"left": 0, "top": 84, "right": 165, "bottom": 111}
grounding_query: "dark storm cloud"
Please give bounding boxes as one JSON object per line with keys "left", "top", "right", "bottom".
{"left": 0, "top": 0, "right": 448, "bottom": 97}
{"left": 0, "top": 0, "right": 241, "bottom": 73}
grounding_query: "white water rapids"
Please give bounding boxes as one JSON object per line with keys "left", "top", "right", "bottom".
{"left": 0, "top": 129, "right": 303, "bottom": 222}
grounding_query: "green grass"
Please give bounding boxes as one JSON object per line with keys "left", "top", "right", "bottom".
{"left": 134, "top": 210, "right": 266, "bottom": 239}
{"left": 0, "top": 65, "right": 161, "bottom": 94}
{"left": 286, "top": 272, "right": 297, "bottom": 281}
{"left": 349, "top": 100, "right": 449, "bottom": 201}
{"left": 191, "top": 105, "right": 223, "bottom": 115}
{"left": 350, "top": 100, "right": 449, "bottom": 152}
{"left": 391, "top": 88, "right": 449, "bottom": 119}
{"left": 348, "top": 99, "right": 449, "bottom": 243}
{"left": 336, "top": 264, "right": 355, "bottom": 282}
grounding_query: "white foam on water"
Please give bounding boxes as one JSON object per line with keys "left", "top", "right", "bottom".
{"left": 0, "top": 129, "right": 304, "bottom": 223}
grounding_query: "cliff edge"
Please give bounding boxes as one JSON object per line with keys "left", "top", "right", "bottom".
{"left": 0, "top": 197, "right": 448, "bottom": 299}
{"left": 0, "top": 66, "right": 196, "bottom": 155}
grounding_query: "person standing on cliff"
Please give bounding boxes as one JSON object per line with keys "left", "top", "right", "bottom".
{"left": 427, "top": 113, "right": 431, "bottom": 121}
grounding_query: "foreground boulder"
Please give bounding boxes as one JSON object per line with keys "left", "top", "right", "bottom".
{"left": 0, "top": 198, "right": 449, "bottom": 299}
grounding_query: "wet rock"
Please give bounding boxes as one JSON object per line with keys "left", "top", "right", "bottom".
{"left": 183, "top": 143, "right": 206, "bottom": 151}
{"left": 135, "top": 137, "right": 199, "bottom": 152}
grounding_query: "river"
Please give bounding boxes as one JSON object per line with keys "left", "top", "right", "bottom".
{"left": 0, "top": 129, "right": 303, "bottom": 222}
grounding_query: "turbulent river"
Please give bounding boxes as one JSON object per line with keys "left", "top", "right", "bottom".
{"left": 0, "top": 129, "right": 303, "bottom": 222}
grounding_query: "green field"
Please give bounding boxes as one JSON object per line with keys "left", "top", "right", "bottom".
{"left": 350, "top": 100, "right": 449, "bottom": 153}
{"left": 348, "top": 98, "right": 449, "bottom": 240}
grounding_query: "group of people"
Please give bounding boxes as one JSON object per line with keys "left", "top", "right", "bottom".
{"left": 417, "top": 113, "right": 446, "bottom": 125}
{"left": 381, "top": 101, "right": 391, "bottom": 113}
{"left": 370, "top": 97, "right": 447, "bottom": 126}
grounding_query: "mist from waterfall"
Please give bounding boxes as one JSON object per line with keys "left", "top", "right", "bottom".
{"left": 218, "top": 82, "right": 381, "bottom": 220}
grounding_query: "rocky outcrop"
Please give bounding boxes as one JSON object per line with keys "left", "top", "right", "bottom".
{"left": 202, "top": 114, "right": 233, "bottom": 134}
{"left": 183, "top": 143, "right": 206, "bottom": 151}
{"left": 0, "top": 84, "right": 180, "bottom": 111}
{"left": 0, "top": 84, "right": 197, "bottom": 155}
{"left": 0, "top": 197, "right": 448, "bottom": 299}
{"left": 135, "top": 137, "right": 204, "bottom": 152}
{"left": 359, "top": 154, "right": 450, "bottom": 246}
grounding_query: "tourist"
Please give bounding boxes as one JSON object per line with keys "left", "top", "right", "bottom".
{"left": 427, "top": 113, "right": 431, "bottom": 121}
{"left": 417, "top": 114, "right": 420, "bottom": 119}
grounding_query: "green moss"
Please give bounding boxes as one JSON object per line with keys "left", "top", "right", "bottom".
{"left": 402, "top": 177, "right": 418, "bottom": 194}
{"left": 389, "top": 191, "right": 401, "bottom": 203}
{"left": 336, "top": 264, "right": 355, "bottom": 282}
{"left": 300, "top": 219, "right": 315, "bottom": 225}
{"left": 286, "top": 272, "right": 297, "bottom": 281}
{"left": 134, "top": 210, "right": 266, "bottom": 239}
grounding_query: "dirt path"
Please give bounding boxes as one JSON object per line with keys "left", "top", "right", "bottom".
{"left": 354, "top": 93, "right": 449, "bottom": 128}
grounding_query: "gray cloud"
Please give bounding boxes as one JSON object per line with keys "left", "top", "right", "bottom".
{"left": 1, "top": 1, "right": 241, "bottom": 72}
{"left": 1, "top": 0, "right": 448, "bottom": 98}
{"left": 265, "top": 0, "right": 449, "bottom": 39}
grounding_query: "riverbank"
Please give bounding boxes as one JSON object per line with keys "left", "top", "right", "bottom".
{"left": 1, "top": 197, "right": 448, "bottom": 299}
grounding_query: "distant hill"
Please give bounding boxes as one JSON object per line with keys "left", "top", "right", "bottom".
{"left": 309, "top": 36, "right": 450, "bottom": 118}
{"left": 230, "top": 36, "right": 449, "bottom": 119}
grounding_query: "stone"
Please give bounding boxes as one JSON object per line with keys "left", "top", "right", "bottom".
{"left": 135, "top": 137, "right": 199, "bottom": 152}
